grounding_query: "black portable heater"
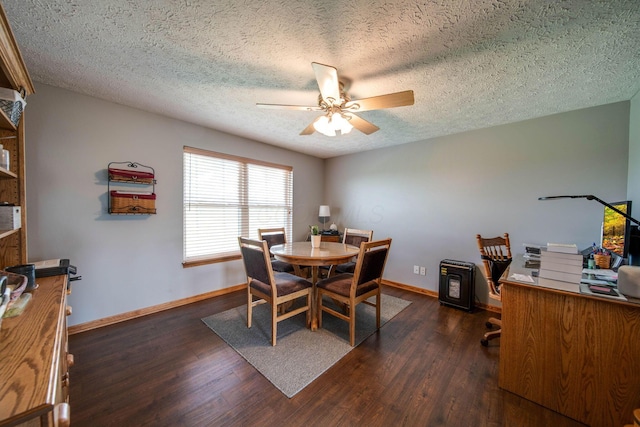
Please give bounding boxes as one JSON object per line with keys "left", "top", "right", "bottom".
{"left": 439, "top": 259, "right": 475, "bottom": 312}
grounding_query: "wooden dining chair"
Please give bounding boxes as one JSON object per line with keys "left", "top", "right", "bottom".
{"left": 238, "top": 237, "right": 312, "bottom": 346}
{"left": 260, "top": 227, "right": 312, "bottom": 278}
{"left": 476, "top": 233, "right": 512, "bottom": 346}
{"left": 258, "top": 227, "right": 296, "bottom": 274}
{"left": 316, "top": 238, "right": 392, "bottom": 346}
{"left": 333, "top": 228, "right": 374, "bottom": 275}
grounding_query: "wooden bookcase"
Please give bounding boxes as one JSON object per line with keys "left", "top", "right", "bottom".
{"left": 0, "top": 3, "right": 34, "bottom": 269}
{"left": 0, "top": 4, "right": 73, "bottom": 427}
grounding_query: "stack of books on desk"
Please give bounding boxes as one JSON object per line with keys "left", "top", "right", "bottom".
{"left": 523, "top": 243, "right": 543, "bottom": 268}
{"left": 538, "top": 243, "right": 584, "bottom": 284}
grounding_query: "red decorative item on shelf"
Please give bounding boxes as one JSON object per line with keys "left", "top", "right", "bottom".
{"left": 108, "top": 167, "right": 154, "bottom": 184}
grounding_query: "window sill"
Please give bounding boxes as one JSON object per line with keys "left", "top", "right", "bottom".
{"left": 182, "top": 253, "right": 241, "bottom": 268}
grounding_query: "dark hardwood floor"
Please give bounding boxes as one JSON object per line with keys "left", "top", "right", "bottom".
{"left": 69, "top": 286, "right": 586, "bottom": 427}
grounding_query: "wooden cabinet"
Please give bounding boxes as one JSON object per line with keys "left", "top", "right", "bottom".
{"left": 0, "top": 3, "right": 35, "bottom": 269}
{"left": 0, "top": 5, "right": 69, "bottom": 427}
{"left": 307, "top": 233, "right": 342, "bottom": 243}
{"left": 320, "top": 234, "right": 341, "bottom": 243}
{"left": 0, "top": 275, "right": 72, "bottom": 427}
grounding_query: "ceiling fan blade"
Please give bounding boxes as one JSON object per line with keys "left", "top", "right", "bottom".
{"left": 312, "top": 62, "right": 340, "bottom": 104}
{"left": 345, "top": 90, "right": 414, "bottom": 112}
{"left": 348, "top": 113, "right": 380, "bottom": 135}
{"left": 300, "top": 121, "right": 316, "bottom": 135}
{"left": 257, "top": 103, "right": 322, "bottom": 111}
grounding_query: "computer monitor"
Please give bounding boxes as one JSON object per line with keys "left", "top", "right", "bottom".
{"left": 601, "top": 200, "right": 631, "bottom": 258}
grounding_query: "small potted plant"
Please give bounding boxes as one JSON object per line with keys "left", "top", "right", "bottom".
{"left": 310, "top": 225, "right": 321, "bottom": 248}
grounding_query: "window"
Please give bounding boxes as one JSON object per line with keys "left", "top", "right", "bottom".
{"left": 183, "top": 146, "right": 293, "bottom": 266}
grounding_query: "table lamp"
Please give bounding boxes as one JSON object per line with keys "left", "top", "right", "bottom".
{"left": 319, "top": 205, "right": 330, "bottom": 231}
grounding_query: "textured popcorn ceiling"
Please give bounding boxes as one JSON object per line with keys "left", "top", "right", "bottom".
{"left": 4, "top": 0, "right": 640, "bottom": 158}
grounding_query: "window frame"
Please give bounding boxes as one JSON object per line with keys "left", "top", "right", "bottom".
{"left": 182, "top": 146, "right": 293, "bottom": 268}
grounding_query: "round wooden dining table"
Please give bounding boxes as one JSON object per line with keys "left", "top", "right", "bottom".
{"left": 270, "top": 241, "right": 359, "bottom": 330}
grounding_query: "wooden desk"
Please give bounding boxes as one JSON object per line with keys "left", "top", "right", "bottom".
{"left": 499, "top": 256, "right": 640, "bottom": 427}
{"left": 0, "top": 274, "right": 71, "bottom": 427}
{"left": 271, "top": 241, "right": 359, "bottom": 330}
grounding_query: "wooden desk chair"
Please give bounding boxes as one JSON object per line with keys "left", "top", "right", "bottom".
{"left": 316, "top": 238, "right": 392, "bottom": 346}
{"left": 476, "top": 233, "right": 512, "bottom": 346}
{"left": 238, "top": 237, "right": 312, "bottom": 346}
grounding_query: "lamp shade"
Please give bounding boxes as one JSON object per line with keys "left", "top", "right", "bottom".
{"left": 313, "top": 114, "right": 353, "bottom": 136}
{"left": 313, "top": 115, "right": 335, "bottom": 136}
{"left": 319, "top": 205, "right": 331, "bottom": 217}
{"left": 332, "top": 114, "right": 353, "bottom": 135}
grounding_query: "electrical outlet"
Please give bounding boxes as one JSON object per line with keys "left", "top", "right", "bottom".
{"left": 413, "top": 265, "right": 420, "bottom": 274}
{"left": 420, "top": 267, "right": 426, "bottom": 276}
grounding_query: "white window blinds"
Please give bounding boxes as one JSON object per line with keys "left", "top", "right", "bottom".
{"left": 183, "top": 146, "right": 293, "bottom": 265}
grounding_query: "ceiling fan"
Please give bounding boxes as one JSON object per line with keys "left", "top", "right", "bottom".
{"left": 257, "top": 62, "right": 415, "bottom": 136}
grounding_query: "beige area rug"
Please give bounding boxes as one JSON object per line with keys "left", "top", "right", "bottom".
{"left": 202, "top": 294, "right": 411, "bottom": 398}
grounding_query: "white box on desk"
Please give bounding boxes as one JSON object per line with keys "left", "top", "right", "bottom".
{"left": 537, "top": 268, "right": 582, "bottom": 284}
{"left": 540, "top": 249, "right": 583, "bottom": 264}
{"left": 540, "top": 259, "right": 584, "bottom": 275}
{"left": 0, "top": 205, "right": 21, "bottom": 230}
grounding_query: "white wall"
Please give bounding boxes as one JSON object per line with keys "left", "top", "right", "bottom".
{"left": 25, "top": 84, "right": 324, "bottom": 326}
{"left": 325, "top": 102, "right": 630, "bottom": 306}
{"left": 23, "top": 84, "right": 632, "bottom": 322}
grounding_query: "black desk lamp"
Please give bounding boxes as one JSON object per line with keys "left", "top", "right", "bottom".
{"left": 539, "top": 195, "right": 640, "bottom": 265}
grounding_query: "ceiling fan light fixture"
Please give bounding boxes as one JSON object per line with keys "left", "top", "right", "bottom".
{"left": 333, "top": 113, "right": 353, "bottom": 135}
{"left": 313, "top": 113, "right": 353, "bottom": 137}
{"left": 313, "top": 114, "right": 335, "bottom": 136}
{"left": 258, "top": 62, "right": 414, "bottom": 136}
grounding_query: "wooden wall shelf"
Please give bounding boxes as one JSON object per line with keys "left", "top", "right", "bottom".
{"left": 0, "top": 166, "right": 16, "bottom": 179}
{"left": 0, "top": 228, "right": 18, "bottom": 239}
{"left": 0, "top": 110, "right": 16, "bottom": 131}
{"left": 107, "top": 161, "right": 157, "bottom": 215}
